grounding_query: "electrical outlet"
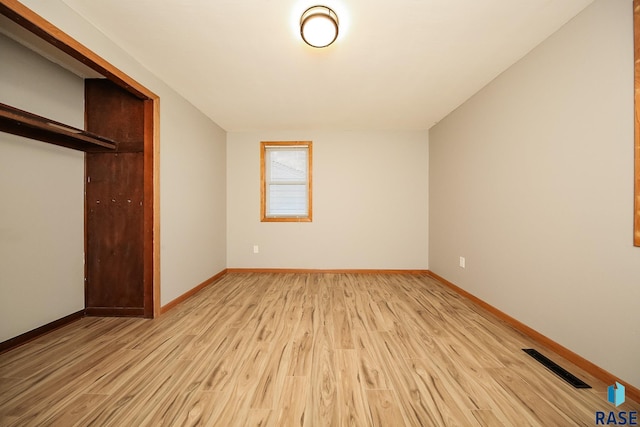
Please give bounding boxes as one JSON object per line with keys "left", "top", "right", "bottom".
{"left": 459, "top": 256, "right": 466, "bottom": 268}
{"left": 253, "top": 245, "right": 259, "bottom": 254}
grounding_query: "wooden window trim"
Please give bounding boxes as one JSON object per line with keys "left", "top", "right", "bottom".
{"left": 260, "top": 141, "right": 313, "bottom": 222}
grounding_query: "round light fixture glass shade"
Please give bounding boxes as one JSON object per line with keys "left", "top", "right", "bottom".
{"left": 300, "top": 6, "right": 339, "bottom": 48}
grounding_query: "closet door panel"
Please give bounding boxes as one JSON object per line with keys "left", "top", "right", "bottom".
{"left": 85, "top": 152, "right": 144, "bottom": 314}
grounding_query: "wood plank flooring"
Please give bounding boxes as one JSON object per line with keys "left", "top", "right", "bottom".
{"left": 1, "top": 272, "right": 637, "bottom": 426}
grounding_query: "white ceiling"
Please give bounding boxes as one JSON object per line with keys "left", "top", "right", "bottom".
{"left": 59, "top": 0, "right": 595, "bottom": 131}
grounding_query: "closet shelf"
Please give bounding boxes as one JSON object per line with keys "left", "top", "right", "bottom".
{"left": 0, "top": 102, "right": 117, "bottom": 152}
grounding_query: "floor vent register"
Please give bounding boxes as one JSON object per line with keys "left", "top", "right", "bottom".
{"left": 522, "top": 348, "right": 591, "bottom": 389}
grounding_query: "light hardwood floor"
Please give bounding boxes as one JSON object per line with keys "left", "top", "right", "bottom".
{"left": 0, "top": 273, "right": 637, "bottom": 426}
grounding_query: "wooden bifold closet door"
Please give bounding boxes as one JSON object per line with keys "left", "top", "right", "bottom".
{"left": 84, "top": 79, "right": 148, "bottom": 316}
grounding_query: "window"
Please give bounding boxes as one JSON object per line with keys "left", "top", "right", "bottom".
{"left": 260, "top": 141, "right": 312, "bottom": 222}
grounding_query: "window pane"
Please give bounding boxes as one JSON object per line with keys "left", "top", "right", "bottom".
{"left": 268, "top": 149, "right": 307, "bottom": 183}
{"left": 268, "top": 184, "right": 308, "bottom": 216}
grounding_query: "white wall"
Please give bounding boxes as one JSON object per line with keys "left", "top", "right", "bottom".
{"left": 4, "top": 1, "right": 227, "bottom": 325}
{"left": 0, "top": 33, "right": 85, "bottom": 341}
{"left": 160, "top": 96, "right": 227, "bottom": 304}
{"left": 429, "top": 0, "right": 639, "bottom": 388}
{"left": 227, "top": 130, "right": 429, "bottom": 269}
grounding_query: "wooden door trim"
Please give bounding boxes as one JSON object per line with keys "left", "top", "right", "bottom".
{"left": 634, "top": 0, "right": 640, "bottom": 246}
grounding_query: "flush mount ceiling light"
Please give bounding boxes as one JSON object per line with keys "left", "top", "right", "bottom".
{"left": 300, "top": 5, "right": 339, "bottom": 48}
